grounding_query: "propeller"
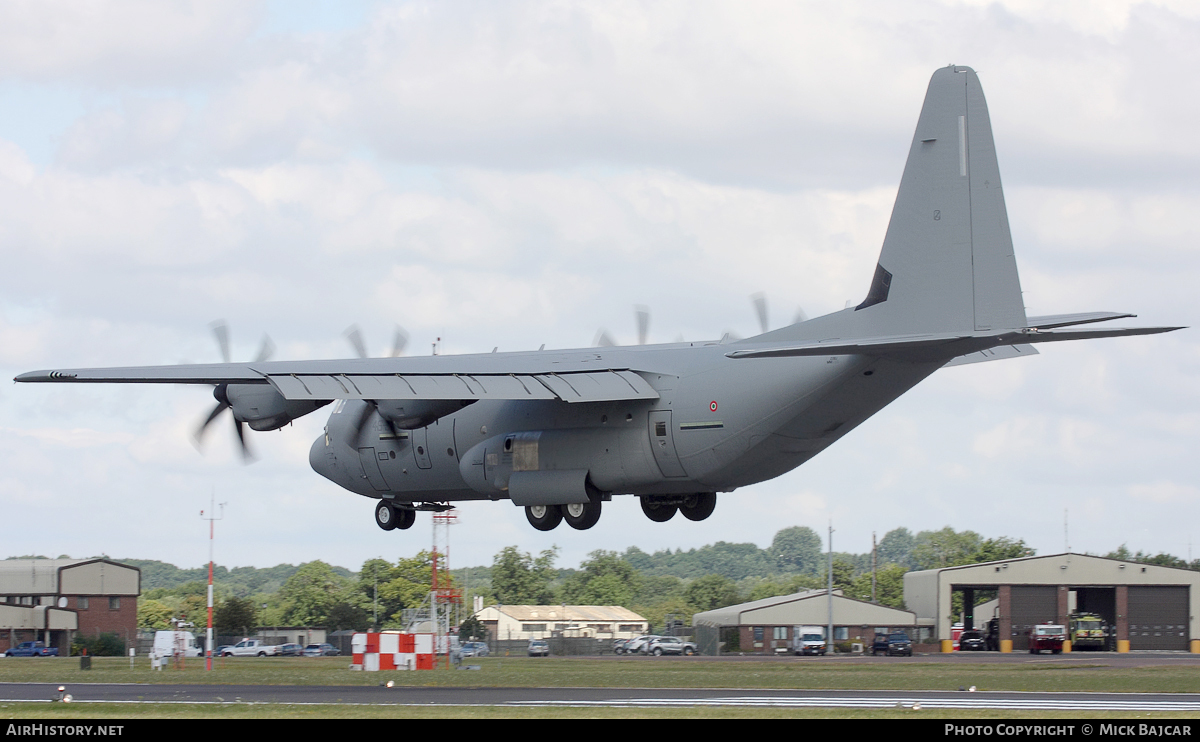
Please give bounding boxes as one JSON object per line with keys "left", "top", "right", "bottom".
{"left": 193, "top": 321, "right": 273, "bottom": 462}
{"left": 594, "top": 306, "right": 651, "bottom": 347}
{"left": 635, "top": 305, "right": 650, "bottom": 345}
{"left": 344, "top": 324, "right": 409, "bottom": 358}
{"left": 750, "top": 292, "right": 809, "bottom": 334}
{"left": 751, "top": 292, "right": 769, "bottom": 334}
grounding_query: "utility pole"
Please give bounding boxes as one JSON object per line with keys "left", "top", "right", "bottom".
{"left": 872, "top": 531, "right": 877, "bottom": 603}
{"left": 200, "top": 495, "right": 225, "bottom": 671}
{"left": 827, "top": 520, "right": 834, "bottom": 654}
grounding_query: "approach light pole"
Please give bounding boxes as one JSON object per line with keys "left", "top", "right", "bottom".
{"left": 200, "top": 495, "right": 226, "bottom": 671}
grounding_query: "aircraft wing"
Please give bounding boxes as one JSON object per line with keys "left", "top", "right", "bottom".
{"left": 15, "top": 353, "right": 662, "bottom": 404}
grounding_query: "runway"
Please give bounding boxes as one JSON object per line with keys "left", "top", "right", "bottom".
{"left": 3, "top": 683, "right": 1199, "bottom": 712}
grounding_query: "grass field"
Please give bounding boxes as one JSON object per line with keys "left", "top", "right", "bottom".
{"left": 2, "top": 655, "right": 1199, "bottom": 719}
{"left": 2, "top": 654, "right": 1199, "bottom": 692}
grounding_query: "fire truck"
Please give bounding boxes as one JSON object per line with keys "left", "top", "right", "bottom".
{"left": 1068, "top": 612, "right": 1110, "bottom": 651}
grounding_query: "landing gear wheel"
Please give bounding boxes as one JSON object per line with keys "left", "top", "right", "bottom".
{"left": 375, "top": 501, "right": 397, "bottom": 531}
{"left": 641, "top": 497, "right": 677, "bottom": 522}
{"left": 680, "top": 492, "right": 717, "bottom": 521}
{"left": 526, "top": 504, "right": 563, "bottom": 531}
{"left": 395, "top": 507, "right": 416, "bottom": 530}
{"left": 563, "top": 500, "right": 602, "bottom": 530}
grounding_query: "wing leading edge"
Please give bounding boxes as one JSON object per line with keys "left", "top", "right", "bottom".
{"left": 15, "top": 361, "right": 660, "bottom": 404}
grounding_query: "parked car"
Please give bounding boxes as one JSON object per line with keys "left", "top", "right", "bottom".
{"left": 279, "top": 643, "right": 304, "bottom": 656}
{"left": 460, "top": 641, "right": 489, "bottom": 658}
{"left": 612, "top": 639, "right": 630, "bottom": 655}
{"left": 623, "top": 635, "right": 660, "bottom": 655}
{"left": 221, "top": 639, "right": 281, "bottom": 657}
{"left": 646, "top": 636, "right": 697, "bottom": 656}
{"left": 872, "top": 632, "right": 913, "bottom": 656}
{"left": 527, "top": 639, "right": 550, "bottom": 657}
{"left": 5, "top": 641, "right": 58, "bottom": 657}
{"left": 303, "top": 643, "right": 341, "bottom": 657}
{"left": 958, "top": 630, "right": 987, "bottom": 651}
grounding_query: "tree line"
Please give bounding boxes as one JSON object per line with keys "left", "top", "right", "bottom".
{"left": 12, "top": 529, "right": 1194, "bottom": 635}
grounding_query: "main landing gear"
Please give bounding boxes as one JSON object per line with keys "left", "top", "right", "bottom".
{"left": 525, "top": 499, "right": 602, "bottom": 531}
{"left": 375, "top": 501, "right": 416, "bottom": 531}
{"left": 639, "top": 493, "right": 717, "bottom": 523}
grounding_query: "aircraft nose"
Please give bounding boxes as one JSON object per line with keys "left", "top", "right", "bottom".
{"left": 309, "top": 433, "right": 333, "bottom": 479}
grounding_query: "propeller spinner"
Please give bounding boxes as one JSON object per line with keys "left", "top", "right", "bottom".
{"left": 193, "top": 321, "right": 273, "bottom": 462}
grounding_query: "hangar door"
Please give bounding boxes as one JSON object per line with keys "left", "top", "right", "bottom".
{"left": 1127, "top": 586, "right": 1189, "bottom": 651}
{"left": 1008, "top": 586, "right": 1058, "bottom": 651}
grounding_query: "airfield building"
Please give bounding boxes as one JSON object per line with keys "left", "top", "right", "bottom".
{"left": 0, "top": 558, "right": 140, "bottom": 654}
{"left": 691, "top": 589, "right": 924, "bottom": 655}
{"left": 905, "top": 553, "right": 1200, "bottom": 652}
{"left": 475, "top": 604, "right": 649, "bottom": 643}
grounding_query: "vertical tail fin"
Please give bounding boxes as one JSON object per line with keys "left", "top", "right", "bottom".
{"left": 858, "top": 65, "right": 1026, "bottom": 336}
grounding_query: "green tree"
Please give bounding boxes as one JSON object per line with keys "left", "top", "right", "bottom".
{"left": 458, "top": 614, "right": 488, "bottom": 641}
{"left": 850, "top": 564, "right": 907, "bottom": 609}
{"left": 491, "top": 546, "right": 559, "bottom": 605}
{"left": 911, "top": 527, "right": 983, "bottom": 570}
{"left": 560, "top": 550, "right": 641, "bottom": 606}
{"left": 214, "top": 596, "right": 258, "bottom": 635}
{"left": 877, "top": 527, "right": 916, "bottom": 568}
{"left": 973, "top": 537, "right": 1034, "bottom": 563}
{"left": 355, "top": 553, "right": 440, "bottom": 626}
{"left": 770, "top": 526, "right": 823, "bottom": 574}
{"left": 683, "top": 574, "right": 739, "bottom": 612}
{"left": 137, "top": 599, "right": 174, "bottom": 630}
{"left": 278, "top": 561, "right": 348, "bottom": 626}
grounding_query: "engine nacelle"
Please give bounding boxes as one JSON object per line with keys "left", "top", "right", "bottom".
{"left": 374, "top": 399, "right": 474, "bottom": 430}
{"left": 224, "top": 384, "right": 329, "bottom": 431}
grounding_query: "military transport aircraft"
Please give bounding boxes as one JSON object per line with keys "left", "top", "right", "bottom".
{"left": 16, "top": 66, "right": 1181, "bottom": 534}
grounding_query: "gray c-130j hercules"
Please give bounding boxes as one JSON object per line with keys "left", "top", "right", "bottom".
{"left": 16, "top": 66, "right": 1182, "bottom": 534}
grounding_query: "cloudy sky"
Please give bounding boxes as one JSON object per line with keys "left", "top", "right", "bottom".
{"left": 1, "top": 0, "right": 1196, "bottom": 575}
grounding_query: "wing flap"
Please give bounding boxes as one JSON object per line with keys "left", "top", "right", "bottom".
{"left": 263, "top": 370, "right": 655, "bottom": 403}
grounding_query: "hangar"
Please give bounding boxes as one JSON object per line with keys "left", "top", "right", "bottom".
{"left": 1, "top": 558, "right": 141, "bottom": 654}
{"left": 904, "top": 553, "right": 1200, "bottom": 652}
{"left": 692, "top": 588, "right": 923, "bottom": 654}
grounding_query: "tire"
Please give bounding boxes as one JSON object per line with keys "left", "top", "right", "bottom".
{"left": 396, "top": 507, "right": 416, "bottom": 530}
{"left": 258, "top": 652, "right": 266, "bottom": 657}
{"left": 679, "top": 492, "right": 717, "bottom": 521}
{"left": 526, "top": 504, "right": 563, "bottom": 531}
{"left": 563, "top": 499, "right": 602, "bottom": 530}
{"left": 375, "top": 501, "right": 397, "bottom": 531}
{"left": 653, "top": 647, "right": 663, "bottom": 656}
{"left": 684, "top": 647, "right": 694, "bottom": 656}
{"left": 640, "top": 497, "right": 677, "bottom": 522}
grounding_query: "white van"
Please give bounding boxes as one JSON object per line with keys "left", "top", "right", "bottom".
{"left": 153, "top": 630, "right": 202, "bottom": 658}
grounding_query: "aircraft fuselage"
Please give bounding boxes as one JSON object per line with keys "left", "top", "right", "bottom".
{"left": 309, "top": 342, "right": 943, "bottom": 507}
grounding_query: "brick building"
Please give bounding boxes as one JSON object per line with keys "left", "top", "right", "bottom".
{"left": 1, "top": 558, "right": 141, "bottom": 654}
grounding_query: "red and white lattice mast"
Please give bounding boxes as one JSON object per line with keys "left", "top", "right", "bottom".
{"left": 430, "top": 509, "right": 461, "bottom": 668}
{"left": 200, "top": 495, "right": 225, "bottom": 671}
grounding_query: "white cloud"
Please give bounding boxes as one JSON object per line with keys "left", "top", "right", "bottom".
{"left": 0, "top": 1, "right": 1196, "bottom": 570}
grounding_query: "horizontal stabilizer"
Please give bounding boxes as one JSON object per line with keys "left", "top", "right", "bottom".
{"left": 727, "top": 325, "right": 1183, "bottom": 362}
{"left": 943, "top": 343, "right": 1037, "bottom": 368}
